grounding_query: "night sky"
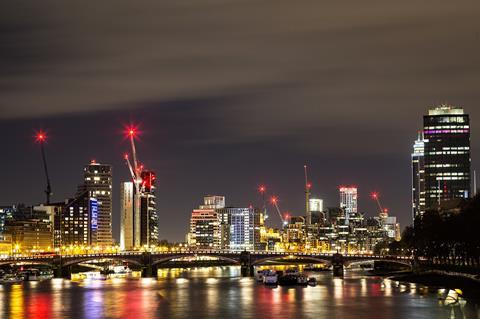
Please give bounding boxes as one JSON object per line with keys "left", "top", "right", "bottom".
{"left": 1, "top": 1, "right": 479, "bottom": 242}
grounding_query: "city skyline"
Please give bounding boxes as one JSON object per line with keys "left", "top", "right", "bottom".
{"left": 1, "top": 1, "right": 479, "bottom": 243}
{"left": 0, "top": 104, "right": 477, "bottom": 242}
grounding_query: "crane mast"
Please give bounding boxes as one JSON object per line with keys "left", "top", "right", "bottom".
{"left": 304, "top": 165, "right": 311, "bottom": 225}
{"left": 125, "top": 127, "right": 143, "bottom": 247}
{"left": 36, "top": 131, "right": 52, "bottom": 204}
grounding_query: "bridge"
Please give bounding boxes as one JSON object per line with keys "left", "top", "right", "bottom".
{"left": 0, "top": 251, "right": 413, "bottom": 278}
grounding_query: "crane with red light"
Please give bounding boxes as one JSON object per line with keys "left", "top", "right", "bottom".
{"left": 123, "top": 125, "right": 144, "bottom": 247}
{"left": 270, "top": 196, "right": 289, "bottom": 227}
{"left": 258, "top": 185, "right": 268, "bottom": 220}
{"left": 304, "top": 165, "right": 312, "bottom": 225}
{"left": 35, "top": 131, "right": 53, "bottom": 204}
{"left": 371, "top": 191, "right": 388, "bottom": 218}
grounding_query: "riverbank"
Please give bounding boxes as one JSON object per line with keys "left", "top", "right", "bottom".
{"left": 390, "top": 270, "right": 480, "bottom": 299}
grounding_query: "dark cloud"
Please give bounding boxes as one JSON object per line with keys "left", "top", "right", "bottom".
{"left": 0, "top": 0, "right": 479, "bottom": 241}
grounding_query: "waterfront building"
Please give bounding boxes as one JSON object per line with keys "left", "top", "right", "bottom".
{"left": 412, "top": 133, "right": 426, "bottom": 218}
{"left": 217, "top": 207, "right": 262, "bottom": 251}
{"left": 60, "top": 196, "right": 98, "bottom": 246}
{"left": 423, "top": 105, "right": 471, "bottom": 210}
{"left": 139, "top": 170, "right": 158, "bottom": 246}
{"left": 79, "top": 160, "right": 113, "bottom": 246}
{"left": 187, "top": 196, "right": 225, "bottom": 249}
{"left": 4, "top": 219, "right": 52, "bottom": 253}
{"left": 120, "top": 182, "right": 134, "bottom": 250}
{"left": 339, "top": 186, "right": 358, "bottom": 224}
{"left": 120, "top": 170, "right": 158, "bottom": 249}
{"left": 0, "top": 234, "right": 12, "bottom": 255}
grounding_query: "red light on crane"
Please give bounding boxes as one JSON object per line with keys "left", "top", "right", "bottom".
{"left": 371, "top": 192, "right": 379, "bottom": 200}
{"left": 35, "top": 131, "right": 47, "bottom": 143}
{"left": 307, "top": 183, "right": 312, "bottom": 189}
{"left": 125, "top": 125, "right": 139, "bottom": 139}
{"left": 270, "top": 196, "right": 278, "bottom": 205}
{"left": 258, "top": 185, "right": 266, "bottom": 193}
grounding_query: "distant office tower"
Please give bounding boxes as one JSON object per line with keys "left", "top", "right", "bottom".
{"left": 339, "top": 186, "right": 358, "bottom": 224}
{"left": 200, "top": 195, "right": 226, "bottom": 209}
{"left": 139, "top": 170, "right": 158, "bottom": 246}
{"left": 187, "top": 196, "right": 225, "bottom": 249}
{"left": 120, "top": 170, "right": 158, "bottom": 249}
{"left": 412, "top": 132, "right": 426, "bottom": 218}
{"left": 61, "top": 196, "right": 98, "bottom": 246}
{"left": 309, "top": 198, "right": 324, "bottom": 224}
{"left": 79, "top": 161, "right": 112, "bottom": 246}
{"left": 217, "top": 207, "right": 261, "bottom": 251}
{"left": 120, "top": 182, "right": 134, "bottom": 250}
{"left": 423, "top": 105, "right": 471, "bottom": 209}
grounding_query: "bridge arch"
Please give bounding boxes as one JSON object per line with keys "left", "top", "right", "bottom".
{"left": 61, "top": 256, "right": 143, "bottom": 267}
{"left": 151, "top": 253, "right": 241, "bottom": 266}
{"left": 251, "top": 255, "right": 331, "bottom": 266}
{"left": 345, "top": 259, "right": 412, "bottom": 269}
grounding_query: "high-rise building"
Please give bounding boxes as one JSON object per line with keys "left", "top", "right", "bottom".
{"left": 120, "top": 170, "right": 158, "bottom": 249}
{"left": 309, "top": 198, "right": 324, "bottom": 224}
{"left": 217, "top": 207, "right": 262, "bottom": 251}
{"left": 60, "top": 196, "right": 98, "bottom": 246}
{"left": 120, "top": 182, "right": 134, "bottom": 250}
{"left": 187, "top": 196, "right": 225, "bottom": 249}
{"left": 423, "top": 105, "right": 471, "bottom": 209}
{"left": 339, "top": 186, "right": 358, "bottom": 224}
{"left": 139, "top": 170, "right": 158, "bottom": 246}
{"left": 79, "top": 161, "right": 112, "bottom": 246}
{"left": 412, "top": 132, "right": 426, "bottom": 218}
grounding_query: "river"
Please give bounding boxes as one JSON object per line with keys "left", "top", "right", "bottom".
{"left": 0, "top": 266, "right": 478, "bottom": 318}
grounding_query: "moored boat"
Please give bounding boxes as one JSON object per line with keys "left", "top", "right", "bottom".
{"left": 263, "top": 270, "right": 278, "bottom": 285}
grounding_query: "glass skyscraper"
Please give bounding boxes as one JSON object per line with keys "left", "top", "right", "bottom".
{"left": 423, "top": 105, "right": 471, "bottom": 210}
{"left": 411, "top": 132, "right": 426, "bottom": 218}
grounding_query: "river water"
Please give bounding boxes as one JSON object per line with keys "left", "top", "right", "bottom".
{"left": 0, "top": 266, "right": 478, "bottom": 319}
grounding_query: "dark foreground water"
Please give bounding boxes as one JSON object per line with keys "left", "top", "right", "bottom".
{"left": 0, "top": 266, "right": 478, "bottom": 319}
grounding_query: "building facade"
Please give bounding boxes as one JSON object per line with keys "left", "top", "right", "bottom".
{"left": 120, "top": 182, "right": 134, "bottom": 250}
{"left": 80, "top": 161, "right": 113, "bottom": 246}
{"left": 339, "top": 186, "right": 358, "bottom": 225}
{"left": 411, "top": 133, "right": 426, "bottom": 218}
{"left": 423, "top": 105, "right": 471, "bottom": 209}
{"left": 217, "top": 207, "right": 262, "bottom": 251}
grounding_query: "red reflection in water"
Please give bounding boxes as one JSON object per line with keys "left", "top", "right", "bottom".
{"left": 27, "top": 294, "right": 52, "bottom": 319}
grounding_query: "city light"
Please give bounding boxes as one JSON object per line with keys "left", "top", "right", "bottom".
{"left": 35, "top": 131, "right": 47, "bottom": 143}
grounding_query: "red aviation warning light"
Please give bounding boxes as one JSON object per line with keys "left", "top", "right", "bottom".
{"left": 371, "top": 192, "right": 379, "bottom": 200}
{"left": 258, "top": 185, "right": 266, "bottom": 194}
{"left": 126, "top": 126, "right": 138, "bottom": 138}
{"left": 35, "top": 131, "right": 47, "bottom": 143}
{"left": 270, "top": 196, "right": 278, "bottom": 205}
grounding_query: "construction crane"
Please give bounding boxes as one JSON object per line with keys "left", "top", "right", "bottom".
{"left": 270, "top": 196, "right": 288, "bottom": 227}
{"left": 304, "top": 165, "right": 311, "bottom": 225}
{"left": 35, "top": 131, "right": 52, "bottom": 204}
{"left": 371, "top": 192, "right": 388, "bottom": 218}
{"left": 258, "top": 185, "right": 268, "bottom": 220}
{"left": 123, "top": 126, "right": 143, "bottom": 247}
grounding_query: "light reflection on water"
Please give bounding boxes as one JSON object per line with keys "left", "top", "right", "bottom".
{"left": 0, "top": 266, "right": 478, "bottom": 319}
